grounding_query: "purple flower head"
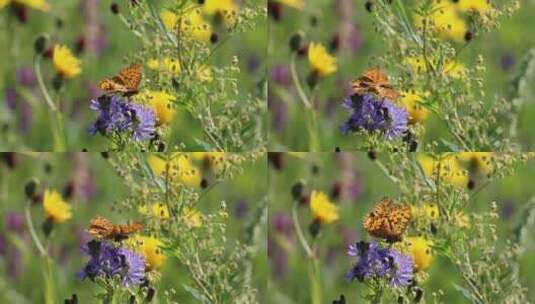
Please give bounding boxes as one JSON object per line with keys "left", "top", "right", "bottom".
{"left": 89, "top": 95, "right": 155, "bottom": 141}
{"left": 382, "top": 100, "right": 408, "bottom": 140}
{"left": 129, "top": 102, "right": 156, "bottom": 141}
{"left": 341, "top": 94, "right": 408, "bottom": 140}
{"left": 118, "top": 247, "right": 146, "bottom": 287}
{"left": 346, "top": 241, "right": 413, "bottom": 288}
{"left": 16, "top": 67, "right": 37, "bottom": 87}
{"left": 386, "top": 248, "right": 413, "bottom": 287}
{"left": 78, "top": 240, "right": 145, "bottom": 287}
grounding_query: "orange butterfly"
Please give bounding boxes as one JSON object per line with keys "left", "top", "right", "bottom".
{"left": 352, "top": 68, "right": 400, "bottom": 101}
{"left": 87, "top": 216, "right": 143, "bottom": 241}
{"left": 98, "top": 64, "right": 143, "bottom": 95}
{"left": 363, "top": 197, "right": 411, "bottom": 242}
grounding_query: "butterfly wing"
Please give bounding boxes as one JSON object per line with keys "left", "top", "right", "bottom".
{"left": 362, "top": 68, "right": 389, "bottom": 85}
{"left": 118, "top": 64, "right": 143, "bottom": 92}
{"left": 98, "top": 64, "right": 142, "bottom": 94}
{"left": 87, "top": 216, "right": 115, "bottom": 239}
{"left": 363, "top": 198, "right": 410, "bottom": 241}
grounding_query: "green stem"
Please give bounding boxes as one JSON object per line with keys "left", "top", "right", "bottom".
{"left": 44, "top": 257, "right": 56, "bottom": 304}
{"left": 34, "top": 55, "right": 66, "bottom": 151}
{"left": 25, "top": 200, "right": 47, "bottom": 257}
{"left": 309, "top": 252, "right": 322, "bottom": 304}
{"left": 291, "top": 202, "right": 314, "bottom": 258}
{"left": 289, "top": 53, "right": 320, "bottom": 151}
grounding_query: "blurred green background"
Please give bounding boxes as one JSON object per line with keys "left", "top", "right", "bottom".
{"left": 0, "top": 0, "right": 266, "bottom": 151}
{"left": 267, "top": 0, "right": 535, "bottom": 151}
{"left": 268, "top": 152, "right": 535, "bottom": 303}
{"left": 0, "top": 152, "right": 267, "bottom": 303}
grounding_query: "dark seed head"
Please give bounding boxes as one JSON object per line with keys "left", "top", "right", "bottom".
{"left": 110, "top": 3, "right": 120, "bottom": 14}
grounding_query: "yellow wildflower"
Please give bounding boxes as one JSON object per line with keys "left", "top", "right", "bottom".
{"left": 138, "top": 202, "right": 170, "bottom": 220}
{"left": 405, "top": 237, "right": 433, "bottom": 271}
{"left": 147, "top": 57, "right": 181, "bottom": 74}
{"left": 160, "top": 9, "right": 178, "bottom": 31}
{"left": 457, "top": 152, "right": 494, "bottom": 176}
{"left": 53, "top": 45, "right": 81, "bottom": 78}
{"left": 196, "top": 65, "right": 214, "bottom": 82}
{"left": 202, "top": 0, "right": 238, "bottom": 26}
{"left": 0, "top": 0, "right": 50, "bottom": 11}
{"left": 308, "top": 42, "right": 337, "bottom": 77}
{"left": 275, "top": 0, "right": 304, "bottom": 10}
{"left": 162, "top": 8, "right": 212, "bottom": 42}
{"left": 456, "top": 0, "right": 491, "bottom": 13}
{"left": 415, "top": 3, "right": 467, "bottom": 42}
{"left": 412, "top": 202, "right": 439, "bottom": 221}
{"left": 43, "top": 189, "right": 71, "bottom": 223}
{"left": 129, "top": 236, "right": 167, "bottom": 271}
{"left": 405, "top": 56, "right": 464, "bottom": 78}
{"left": 137, "top": 90, "right": 176, "bottom": 125}
{"left": 147, "top": 154, "right": 202, "bottom": 188}
{"left": 455, "top": 211, "right": 471, "bottom": 228}
{"left": 183, "top": 208, "right": 203, "bottom": 227}
{"left": 417, "top": 154, "right": 469, "bottom": 188}
{"left": 310, "top": 190, "right": 339, "bottom": 224}
{"left": 400, "top": 91, "right": 430, "bottom": 124}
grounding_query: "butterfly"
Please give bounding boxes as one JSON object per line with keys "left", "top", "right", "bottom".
{"left": 351, "top": 68, "right": 400, "bottom": 101}
{"left": 87, "top": 216, "right": 143, "bottom": 241}
{"left": 98, "top": 64, "right": 143, "bottom": 95}
{"left": 363, "top": 197, "right": 411, "bottom": 242}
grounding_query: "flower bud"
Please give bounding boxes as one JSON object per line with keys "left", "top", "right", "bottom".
{"left": 24, "top": 179, "right": 38, "bottom": 199}
{"left": 34, "top": 35, "right": 47, "bottom": 54}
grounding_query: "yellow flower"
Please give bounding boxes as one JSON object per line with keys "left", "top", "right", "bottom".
{"left": 275, "top": 0, "right": 304, "bottom": 10}
{"left": 417, "top": 154, "right": 469, "bottom": 188}
{"left": 196, "top": 65, "right": 214, "bottom": 82}
{"left": 308, "top": 42, "right": 337, "bottom": 77}
{"left": 411, "top": 202, "right": 439, "bottom": 221}
{"left": 415, "top": 3, "right": 467, "bottom": 42}
{"left": 192, "top": 152, "right": 226, "bottom": 173}
{"left": 43, "top": 189, "right": 71, "bottom": 223}
{"left": 147, "top": 154, "right": 202, "bottom": 188}
{"left": 443, "top": 60, "right": 466, "bottom": 78}
{"left": 456, "top": 0, "right": 491, "bottom": 13}
{"left": 1, "top": 0, "right": 50, "bottom": 11}
{"left": 405, "top": 56, "right": 464, "bottom": 78}
{"left": 457, "top": 152, "right": 494, "bottom": 175}
{"left": 310, "top": 190, "right": 339, "bottom": 224}
{"left": 404, "top": 237, "right": 433, "bottom": 271}
{"left": 162, "top": 8, "right": 212, "bottom": 42}
{"left": 138, "top": 202, "right": 170, "bottom": 220}
{"left": 147, "top": 57, "right": 181, "bottom": 74}
{"left": 455, "top": 211, "right": 471, "bottom": 228}
{"left": 400, "top": 91, "right": 430, "bottom": 124}
{"left": 161, "top": 9, "right": 178, "bottom": 31}
{"left": 53, "top": 45, "right": 81, "bottom": 78}
{"left": 202, "top": 0, "right": 238, "bottom": 26}
{"left": 129, "top": 236, "right": 167, "bottom": 271}
{"left": 137, "top": 90, "right": 176, "bottom": 125}
{"left": 183, "top": 208, "right": 203, "bottom": 227}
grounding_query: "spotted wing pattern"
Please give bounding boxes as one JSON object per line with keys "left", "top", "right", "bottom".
{"left": 352, "top": 68, "right": 400, "bottom": 101}
{"left": 363, "top": 197, "right": 411, "bottom": 241}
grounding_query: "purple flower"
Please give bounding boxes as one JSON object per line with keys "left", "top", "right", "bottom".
{"left": 341, "top": 94, "right": 408, "bottom": 140}
{"left": 346, "top": 241, "right": 413, "bottom": 288}
{"left": 382, "top": 100, "right": 409, "bottom": 140}
{"left": 78, "top": 240, "right": 145, "bottom": 287}
{"left": 129, "top": 103, "right": 156, "bottom": 141}
{"left": 89, "top": 95, "right": 155, "bottom": 141}
{"left": 16, "top": 67, "right": 37, "bottom": 87}
{"left": 117, "top": 247, "right": 145, "bottom": 287}
{"left": 5, "top": 212, "right": 25, "bottom": 233}
{"left": 387, "top": 248, "right": 413, "bottom": 287}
